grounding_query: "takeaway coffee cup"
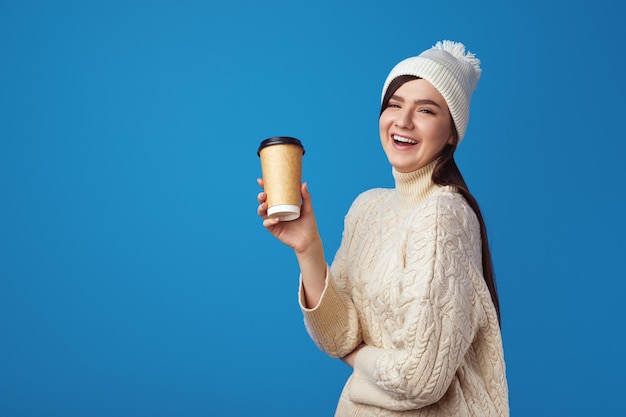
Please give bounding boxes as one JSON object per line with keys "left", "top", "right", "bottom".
{"left": 257, "top": 136, "right": 305, "bottom": 221}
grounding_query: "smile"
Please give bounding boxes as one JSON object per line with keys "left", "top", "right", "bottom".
{"left": 393, "top": 134, "right": 418, "bottom": 145}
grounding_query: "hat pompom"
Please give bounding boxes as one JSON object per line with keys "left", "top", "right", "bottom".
{"left": 433, "top": 40, "right": 482, "bottom": 79}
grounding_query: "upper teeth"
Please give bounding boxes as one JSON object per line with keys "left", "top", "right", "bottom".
{"left": 394, "top": 135, "right": 417, "bottom": 144}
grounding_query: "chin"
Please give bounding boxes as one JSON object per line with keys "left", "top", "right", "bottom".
{"left": 389, "top": 157, "right": 420, "bottom": 172}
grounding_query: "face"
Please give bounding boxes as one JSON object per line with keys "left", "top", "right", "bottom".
{"left": 379, "top": 78, "right": 454, "bottom": 173}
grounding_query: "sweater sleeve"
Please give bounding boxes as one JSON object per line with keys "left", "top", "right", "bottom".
{"left": 297, "top": 192, "right": 371, "bottom": 358}
{"left": 298, "top": 267, "right": 362, "bottom": 358}
{"left": 349, "top": 195, "right": 485, "bottom": 410}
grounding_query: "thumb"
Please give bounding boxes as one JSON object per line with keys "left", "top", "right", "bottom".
{"left": 301, "top": 182, "right": 313, "bottom": 212}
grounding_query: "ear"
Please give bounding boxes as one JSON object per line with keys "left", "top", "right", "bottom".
{"left": 447, "top": 120, "right": 458, "bottom": 146}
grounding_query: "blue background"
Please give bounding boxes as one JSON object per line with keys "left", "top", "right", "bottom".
{"left": 1, "top": 1, "right": 624, "bottom": 416}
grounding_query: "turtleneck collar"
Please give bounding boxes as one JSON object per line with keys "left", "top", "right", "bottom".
{"left": 392, "top": 159, "right": 440, "bottom": 215}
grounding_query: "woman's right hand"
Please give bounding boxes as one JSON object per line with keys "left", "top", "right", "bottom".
{"left": 256, "top": 178, "right": 321, "bottom": 255}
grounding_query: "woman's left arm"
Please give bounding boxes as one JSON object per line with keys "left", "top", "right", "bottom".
{"left": 348, "top": 196, "right": 485, "bottom": 410}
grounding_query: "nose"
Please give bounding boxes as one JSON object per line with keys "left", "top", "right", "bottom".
{"left": 394, "top": 108, "right": 414, "bottom": 129}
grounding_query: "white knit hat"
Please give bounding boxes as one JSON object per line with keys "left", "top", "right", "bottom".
{"left": 381, "top": 40, "right": 482, "bottom": 143}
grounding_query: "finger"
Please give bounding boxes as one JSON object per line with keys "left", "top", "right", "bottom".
{"left": 257, "top": 191, "right": 267, "bottom": 204}
{"left": 301, "top": 182, "right": 313, "bottom": 212}
{"left": 257, "top": 178, "right": 264, "bottom": 189}
{"left": 263, "top": 217, "right": 280, "bottom": 228}
{"left": 257, "top": 202, "right": 268, "bottom": 217}
{"left": 301, "top": 182, "right": 309, "bottom": 198}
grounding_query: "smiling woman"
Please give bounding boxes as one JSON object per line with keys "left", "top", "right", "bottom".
{"left": 256, "top": 40, "right": 509, "bottom": 416}
{"left": 379, "top": 78, "right": 454, "bottom": 173}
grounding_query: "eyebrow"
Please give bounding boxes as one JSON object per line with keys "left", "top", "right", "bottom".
{"left": 390, "top": 95, "right": 443, "bottom": 109}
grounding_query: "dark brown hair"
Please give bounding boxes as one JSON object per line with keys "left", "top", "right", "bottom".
{"left": 381, "top": 75, "right": 501, "bottom": 324}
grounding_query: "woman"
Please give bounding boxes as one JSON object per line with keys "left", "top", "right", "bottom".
{"left": 257, "top": 40, "right": 509, "bottom": 416}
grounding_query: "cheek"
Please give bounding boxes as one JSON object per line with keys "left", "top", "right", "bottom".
{"left": 378, "top": 114, "right": 392, "bottom": 133}
{"left": 378, "top": 117, "right": 386, "bottom": 138}
{"left": 429, "top": 122, "right": 453, "bottom": 147}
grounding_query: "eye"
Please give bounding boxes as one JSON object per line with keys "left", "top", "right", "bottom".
{"left": 387, "top": 102, "right": 401, "bottom": 109}
{"left": 419, "top": 108, "right": 435, "bottom": 115}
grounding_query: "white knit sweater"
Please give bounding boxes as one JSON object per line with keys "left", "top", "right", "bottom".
{"left": 299, "top": 160, "right": 509, "bottom": 416}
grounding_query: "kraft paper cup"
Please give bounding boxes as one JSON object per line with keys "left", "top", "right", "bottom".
{"left": 258, "top": 137, "right": 305, "bottom": 221}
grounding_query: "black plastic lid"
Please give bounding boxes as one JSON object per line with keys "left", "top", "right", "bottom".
{"left": 257, "top": 136, "right": 305, "bottom": 156}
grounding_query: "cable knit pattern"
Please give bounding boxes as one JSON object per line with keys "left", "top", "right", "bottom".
{"left": 299, "top": 160, "right": 509, "bottom": 416}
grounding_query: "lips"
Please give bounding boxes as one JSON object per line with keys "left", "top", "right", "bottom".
{"left": 393, "top": 134, "right": 418, "bottom": 145}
